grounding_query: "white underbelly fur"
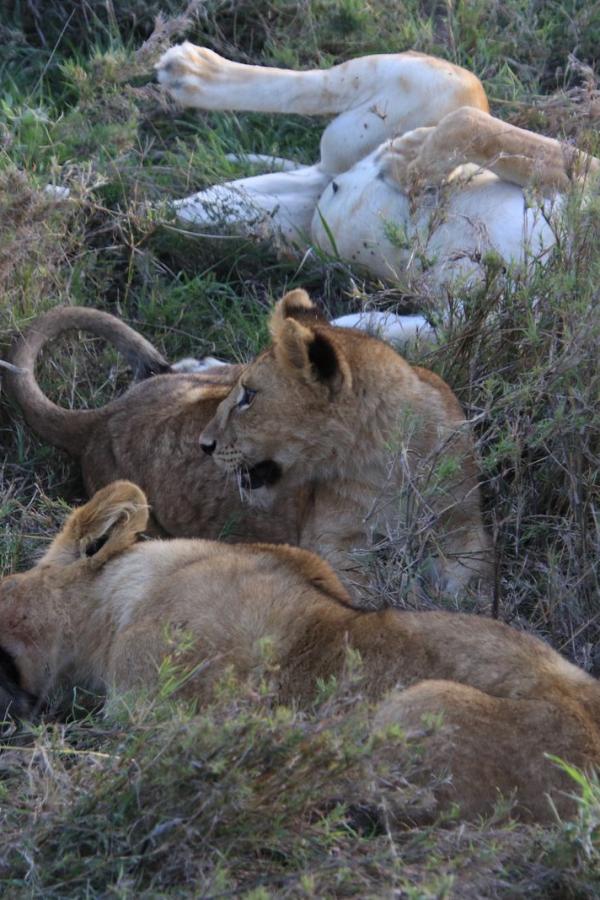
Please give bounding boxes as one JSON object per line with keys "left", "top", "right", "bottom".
{"left": 312, "top": 160, "right": 559, "bottom": 286}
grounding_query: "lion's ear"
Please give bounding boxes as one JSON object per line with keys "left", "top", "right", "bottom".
{"left": 41, "top": 481, "right": 149, "bottom": 568}
{"left": 269, "top": 289, "right": 322, "bottom": 338}
{"left": 273, "top": 317, "right": 352, "bottom": 392}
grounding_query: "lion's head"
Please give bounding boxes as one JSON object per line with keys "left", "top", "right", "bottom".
{"left": 0, "top": 482, "right": 149, "bottom": 721}
{"left": 199, "top": 289, "right": 383, "bottom": 492}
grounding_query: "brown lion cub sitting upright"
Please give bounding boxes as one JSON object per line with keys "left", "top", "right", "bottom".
{"left": 199, "top": 289, "right": 490, "bottom": 596}
{"left": 1, "top": 481, "right": 599, "bottom": 824}
{"left": 7, "top": 291, "right": 489, "bottom": 600}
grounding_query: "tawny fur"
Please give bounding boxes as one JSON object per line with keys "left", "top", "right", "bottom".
{"left": 6, "top": 294, "right": 490, "bottom": 599}
{"left": 156, "top": 44, "right": 599, "bottom": 288}
{"left": 0, "top": 481, "right": 599, "bottom": 824}
{"left": 200, "top": 289, "right": 490, "bottom": 595}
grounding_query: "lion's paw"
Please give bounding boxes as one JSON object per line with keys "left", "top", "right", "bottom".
{"left": 381, "top": 127, "right": 435, "bottom": 190}
{"left": 392, "top": 127, "right": 434, "bottom": 155}
{"left": 390, "top": 127, "right": 434, "bottom": 166}
{"left": 156, "top": 42, "right": 236, "bottom": 107}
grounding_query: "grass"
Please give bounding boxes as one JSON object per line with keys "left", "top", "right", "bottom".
{"left": 1, "top": 0, "right": 600, "bottom": 894}
{"left": 3, "top": 667, "right": 600, "bottom": 897}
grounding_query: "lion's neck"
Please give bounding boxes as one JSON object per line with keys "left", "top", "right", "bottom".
{"left": 57, "top": 551, "right": 168, "bottom": 691}
{"left": 293, "top": 437, "right": 405, "bottom": 586}
{"left": 309, "top": 373, "right": 410, "bottom": 500}
{"left": 57, "top": 578, "right": 117, "bottom": 692}
{"left": 30, "top": 584, "right": 114, "bottom": 702}
{"left": 285, "top": 367, "right": 428, "bottom": 590}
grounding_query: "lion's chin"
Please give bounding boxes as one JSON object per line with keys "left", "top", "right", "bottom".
{"left": 239, "top": 460, "right": 283, "bottom": 490}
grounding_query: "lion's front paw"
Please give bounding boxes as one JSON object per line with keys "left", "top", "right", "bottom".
{"left": 378, "top": 127, "right": 436, "bottom": 192}
{"left": 391, "top": 127, "right": 434, "bottom": 173}
{"left": 156, "top": 42, "right": 236, "bottom": 108}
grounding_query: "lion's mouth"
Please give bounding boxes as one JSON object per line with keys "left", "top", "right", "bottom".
{"left": 240, "top": 460, "right": 282, "bottom": 490}
{"left": 0, "top": 646, "right": 38, "bottom": 722}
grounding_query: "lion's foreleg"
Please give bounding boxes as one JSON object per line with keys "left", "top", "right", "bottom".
{"left": 436, "top": 522, "right": 492, "bottom": 596}
{"left": 330, "top": 311, "right": 435, "bottom": 345}
{"left": 172, "top": 165, "right": 331, "bottom": 247}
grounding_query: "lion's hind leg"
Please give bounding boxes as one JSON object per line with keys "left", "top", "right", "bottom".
{"left": 395, "top": 107, "right": 600, "bottom": 193}
{"left": 374, "top": 679, "right": 600, "bottom": 823}
{"left": 158, "top": 44, "right": 490, "bottom": 178}
{"left": 156, "top": 42, "right": 380, "bottom": 116}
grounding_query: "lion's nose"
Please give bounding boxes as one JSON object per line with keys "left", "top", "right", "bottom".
{"left": 201, "top": 439, "right": 216, "bottom": 456}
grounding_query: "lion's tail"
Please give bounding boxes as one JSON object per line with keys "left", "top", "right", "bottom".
{"left": 5, "top": 306, "right": 170, "bottom": 457}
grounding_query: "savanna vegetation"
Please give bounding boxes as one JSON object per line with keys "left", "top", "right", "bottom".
{"left": 1, "top": 0, "right": 600, "bottom": 895}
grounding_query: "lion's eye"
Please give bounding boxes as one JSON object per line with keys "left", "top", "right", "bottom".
{"left": 237, "top": 386, "right": 257, "bottom": 410}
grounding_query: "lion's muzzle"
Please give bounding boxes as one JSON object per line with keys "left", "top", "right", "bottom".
{"left": 0, "top": 647, "right": 37, "bottom": 723}
{"left": 240, "top": 460, "right": 283, "bottom": 490}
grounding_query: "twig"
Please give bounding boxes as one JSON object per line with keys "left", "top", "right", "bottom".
{"left": 0, "top": 359, "right": 25, "bottom": 375}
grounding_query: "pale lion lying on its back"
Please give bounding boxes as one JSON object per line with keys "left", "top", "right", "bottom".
{"left": 7, "top": 292, "right": 490, "bottom": 600}
{"left": 156, "top": 43, "right": 599, "bottom": 291}
{"left": 1, "top": 481, "right": 600, "bottom": 824}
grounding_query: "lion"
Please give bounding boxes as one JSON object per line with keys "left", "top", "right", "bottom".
{"left": 156, "top": 43, "right": 599, "bottom": 289}
{"left": 198, "top": 289, "right": 490, "bottom": 595}
{"left": 6, "top": 293, "right": 490, "bottom": 599}
{"left": 1, "top": 480, "right": 599, "bottom": 824}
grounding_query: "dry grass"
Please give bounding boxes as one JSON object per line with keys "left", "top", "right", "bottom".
{"left": 2, "top": 667, "right": 600, "bottom": 897}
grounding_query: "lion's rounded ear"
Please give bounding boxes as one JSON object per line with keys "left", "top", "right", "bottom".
{"left": 269, "top": 289, "right": 317, "bottom": 340}
{"left": 273, "top": 317, "right": 315, "bottom": 372}
{"left": 42, "top": 482, "right": 149, "bottom": 568}
{"left": 278, "top": 289, "right": 315, "bottom": 317}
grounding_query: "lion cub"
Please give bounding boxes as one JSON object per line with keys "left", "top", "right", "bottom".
{"left": 7, "top": 293, "right": 490, "bottom": 600}
{"left": 199, "top": 289, "right": 491, "bottom": 595}
{"left": 1, "top": 482, "right": 599, "bottom": 824}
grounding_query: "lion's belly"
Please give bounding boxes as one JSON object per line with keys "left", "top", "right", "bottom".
{"left": 425, "top": 169, "right": 559, "bottom": 283}
{"left": 312, "top": 163, "right": 558, "bottom": 286}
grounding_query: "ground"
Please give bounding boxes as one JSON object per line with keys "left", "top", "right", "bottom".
{"left": 1, "top": 1, "right": 600, "bottom": 895}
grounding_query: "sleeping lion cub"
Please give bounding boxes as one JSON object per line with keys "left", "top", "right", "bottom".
{"left": 7, "top": 291, "right": 489, "bottom": 600}
{"left": 1, "top": 481, "right": 599, "bottom": 824}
